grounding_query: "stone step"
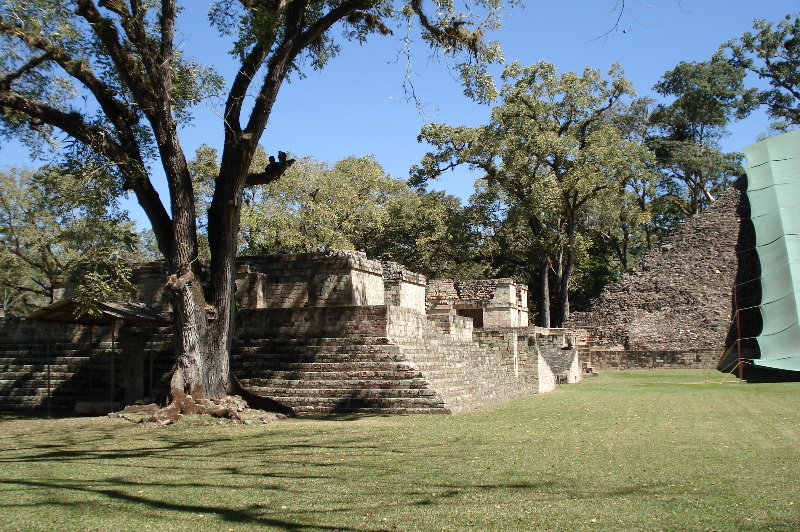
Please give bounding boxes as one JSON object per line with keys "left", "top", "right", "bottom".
{"left": 242, "top": 368, "right": 425, "bottom": 381}
{"left": 248, "top": 387, "right": 439, "bottom": 399}
{"left": 264, "top": 394, "right": 447, "bottom": 410}
{"left": 233, "top": 349, "right": 406, "bottom": 362}
{"left": 236, "top": 336, "right": 394, "bottom": 346}
{"left": 245, "top": 377, "right": 430, "bottom": 389}
{"left": 293, "top": 405, "right": 450, "bottom": 415}
{"left": 237, "top": 360, "right": 419, "bottom": 371}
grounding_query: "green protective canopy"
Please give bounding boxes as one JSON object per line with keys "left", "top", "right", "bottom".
{"left": 743, "top": 129, "right": 800, "bottom": 372}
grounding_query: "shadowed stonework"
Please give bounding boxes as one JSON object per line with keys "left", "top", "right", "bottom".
{"left": 1, "top": 250, "right": 579, "bottom": 413}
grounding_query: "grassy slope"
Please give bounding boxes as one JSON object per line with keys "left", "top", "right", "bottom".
{"left": 1, "top": 370, "right": 798, "bottom": 531}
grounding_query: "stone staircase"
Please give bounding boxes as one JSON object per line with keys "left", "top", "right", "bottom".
{"left": 233, "top": 337, "right": 450, "bottom": 414}
{"left": 232, "top": 308, "right": 539, "bottom": 415}
{"left": 392, "top": 323, "right": 536, "bottom": 414}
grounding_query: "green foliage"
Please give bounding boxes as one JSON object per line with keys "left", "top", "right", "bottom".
{"left": 188, "top": 146, "right": 483, "bottom": 279}
{"left": 415, "top": 61, "right": 655, "bottom": 325}
{"left": 72, "top": 250, "right": 135, "bottom": 318}
{"left": 0, "top": 0, "right": 508, "bottom": 267}
{"left": 720, "top": 12, "right": 800, "bottom": 126}
{"left": 649, "top": 59, "right": 750, "bottom": 220}
{"left": 0, "top": 165, "right": 144, "bottom": 316}
{"left": 241, "top": 155, "right": 402, "bottom": 253}
{"left": 364, "top": 188, "right": 487, "bottom": 279}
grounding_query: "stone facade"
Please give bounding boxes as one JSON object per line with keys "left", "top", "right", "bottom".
{"left": 426, "top": 279, "right": 529, "bottom": 328}
{"left": 1, "top": 250, "right": 578, "bottom": 413}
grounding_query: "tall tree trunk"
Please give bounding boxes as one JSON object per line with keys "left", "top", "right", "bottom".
{"left": 556, "top": 251, "right": 574, "bottom": 327}
{"left": 537, "top": 254, "right": 550, "bottom": 328}
{"left": 165, "top": 264, "right": 231, "bottom": 399}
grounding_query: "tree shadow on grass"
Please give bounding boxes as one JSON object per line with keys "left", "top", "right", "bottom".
{"left": 1, "top": 478, "right": 394, "bottom": 532}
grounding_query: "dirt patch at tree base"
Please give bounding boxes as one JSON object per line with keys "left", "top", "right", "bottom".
{"left": 109, "top": 394, "right": 289, "bottom": 426}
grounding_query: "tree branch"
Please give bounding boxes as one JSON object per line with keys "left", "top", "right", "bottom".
{"left": 0, "top": 52, "right": 51, "bottom": 90}
{"left": 74, "top": 0, "right": 158, "bottom": 119}
{"left": 245, "top": 151, "right": 296, "bottom": 187}
{"left": 245, "top": 0, "right": 371, "bottom": 136}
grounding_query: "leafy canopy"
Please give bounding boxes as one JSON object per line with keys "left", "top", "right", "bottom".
{"left": 719, "top": 12, "right": 800, "bottom": 128}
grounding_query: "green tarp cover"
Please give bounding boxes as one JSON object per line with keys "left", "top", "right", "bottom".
{"left": 744, "top": 129, "right": 800, "bottom": 371}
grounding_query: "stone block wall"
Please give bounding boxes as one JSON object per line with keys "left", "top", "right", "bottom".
{"left": 238, "top": 251, "right": 386, "bottom": 308}
{"left": 382, "top": 261, "right": 427, "bottom": 312}
{"left": 472, "top": 329, "right": 534, "bottom": 379}
{"left": 426, "top": 314, "right": 474, "bottom": 343}
{"left": 236, "top": 306, "right": 389, "bottom": 339}
{"left": 0, "top": 318, "right": 173, "bottom": 410}
{"left": 54, "top": 261, "right": 174, "bottom": 312}
{"left": 587, "top": 349, "right": 725, "bottom": 370}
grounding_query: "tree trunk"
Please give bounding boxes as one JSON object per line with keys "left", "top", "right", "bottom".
{"left": 537, "top": 254, "right": 550, "bottom": 328}
{"left": 556, "top": 254, "right": 573, "bottom": 327}
{"left": 165, "top": 264, "right": 231, "bottom": 400}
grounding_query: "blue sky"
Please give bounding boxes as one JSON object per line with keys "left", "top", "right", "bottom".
{"left": 2, "top": 1, "right": 798, "bottom": 226}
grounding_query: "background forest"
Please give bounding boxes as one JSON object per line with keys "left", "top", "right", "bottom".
{"left": 2, "top": 7, "right": 799, "bottom": 328}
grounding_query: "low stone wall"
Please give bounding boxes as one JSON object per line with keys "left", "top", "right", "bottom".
{"left": 533, "top": 332, "right": 582, "bottom": 384}
{"left": 472, "top": 328, "right": 531, "bottom": 378}
{"left": 0, "top": 319, "right": 174, "bottom": 410}
{"left": 588, "top": 349, "right": 725, "bottom": 370}
{"left": 472, "top": 328, "right": 581, "bottom": 394}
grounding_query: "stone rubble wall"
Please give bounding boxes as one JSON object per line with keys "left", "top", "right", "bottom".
{"left": 566, "top": 186, "right": 745, "bottom": 369}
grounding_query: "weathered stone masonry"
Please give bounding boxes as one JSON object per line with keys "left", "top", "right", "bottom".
{"left": 566, "top": 186, "right": 751, "bottom": 371}
{"left": 1, "top": 250, "right": 580, "bottom": 413}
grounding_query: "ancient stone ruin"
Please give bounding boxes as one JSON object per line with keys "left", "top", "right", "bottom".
{"left": 0, "top": 250, "right": 581, "bottom": 414}
{"left": 566, "top": 185, "right": 750, "bottom": 371}
{"left": 426, "top": 279, "right": 529, "bottom": 328}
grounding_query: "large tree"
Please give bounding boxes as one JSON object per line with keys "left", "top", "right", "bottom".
{"left": 0, "top": 1, "right": 505, "bottom": 401}
{"left": 719, "top": 12, "right": 800, "bottom": 128}
{"left": 647, "top": 59, "right": 756, "bottom": 228}
{"left": 413, "top": 61, "right": 652, "bottom": 326}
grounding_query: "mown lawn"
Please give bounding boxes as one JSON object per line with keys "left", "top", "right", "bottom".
{"left": 1, "top": 370, "right": 798, "bottom": 531}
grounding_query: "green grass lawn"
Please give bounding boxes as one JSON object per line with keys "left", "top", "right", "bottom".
{"left": 1, "top": 369, "right": 798, "bottom": 531}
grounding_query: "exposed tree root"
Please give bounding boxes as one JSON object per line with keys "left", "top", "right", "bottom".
{"left": 110, "top": 391, "right": 291, "bottom": 426}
